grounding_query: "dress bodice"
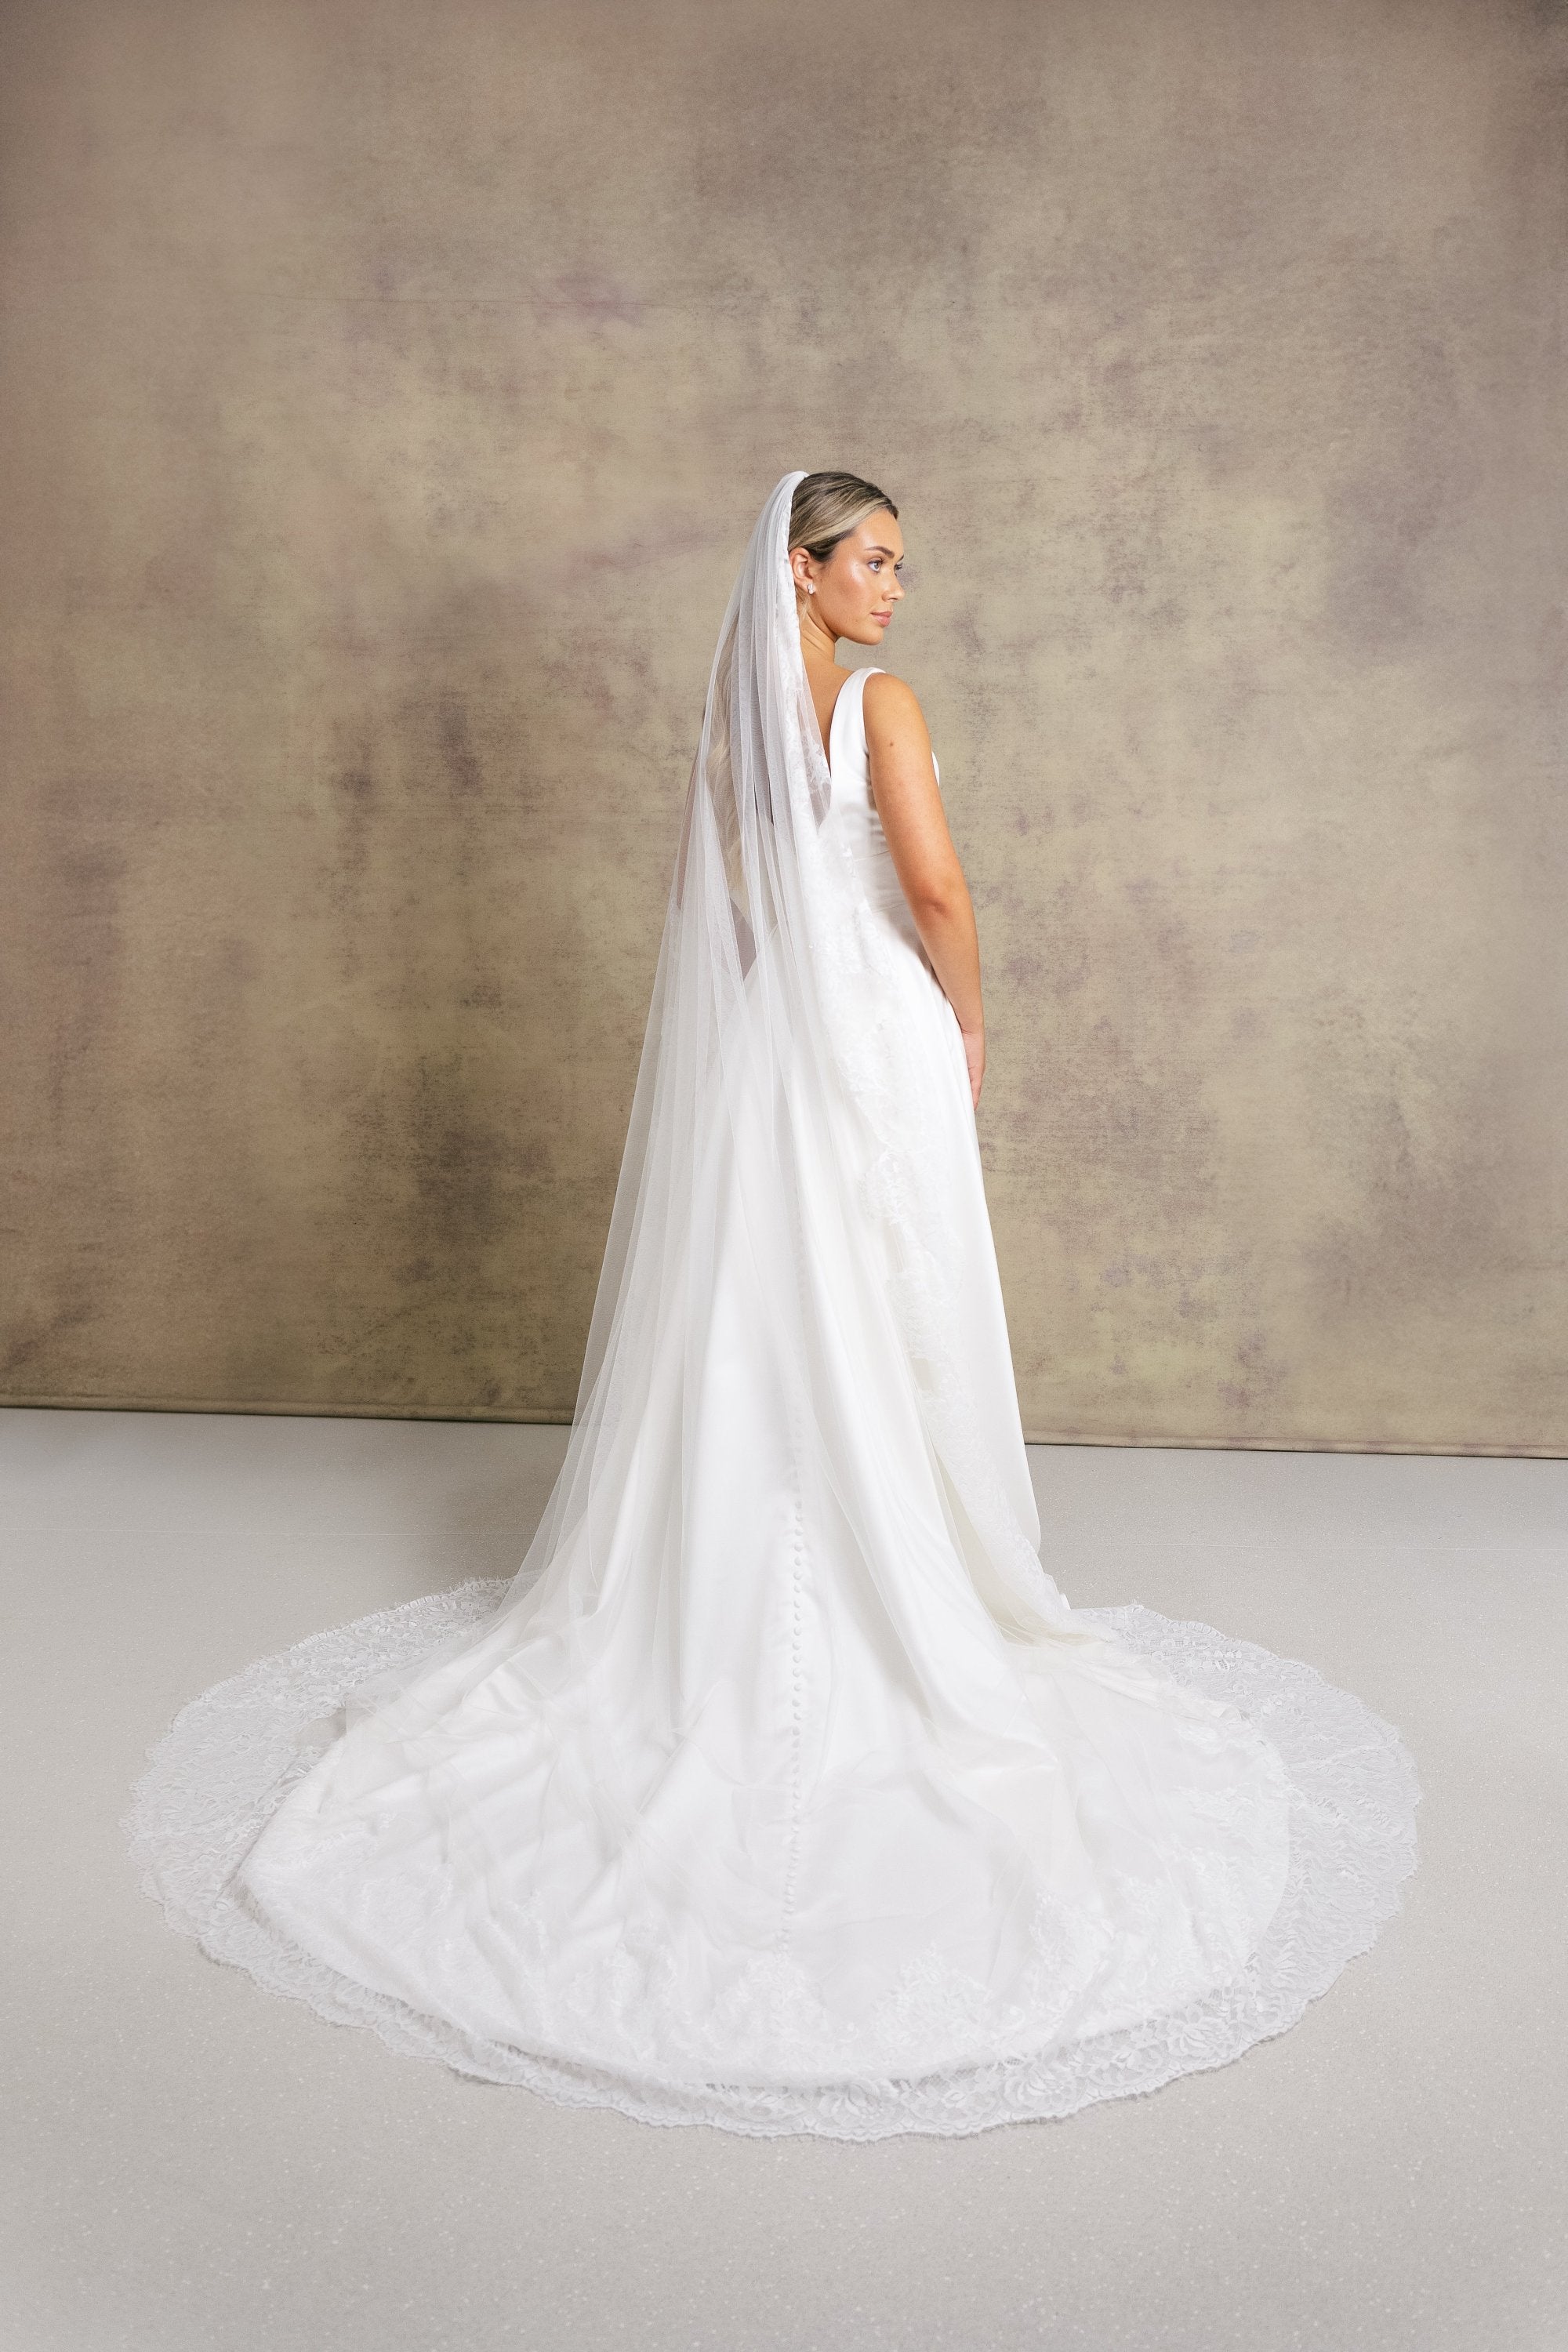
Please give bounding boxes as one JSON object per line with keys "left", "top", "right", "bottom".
{"left": 826, "top": 666, "right": 941, "bottom": 960}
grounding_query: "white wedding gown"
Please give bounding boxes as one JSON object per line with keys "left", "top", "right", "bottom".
{"left": 127, "top": 534, "right": 1419, "bottom": 2142}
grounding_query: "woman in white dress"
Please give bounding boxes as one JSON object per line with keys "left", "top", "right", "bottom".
{"left": 127, "top": 470, "right": 1419, "bottom": 2140}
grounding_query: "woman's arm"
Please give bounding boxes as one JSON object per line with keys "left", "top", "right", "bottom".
{"left": 862, "top": 671, "right": 986, "bottom": 1107}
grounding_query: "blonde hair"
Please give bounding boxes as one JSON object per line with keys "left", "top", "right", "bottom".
{"left": 787, "top": 470, "right": 898, "bottom": 562}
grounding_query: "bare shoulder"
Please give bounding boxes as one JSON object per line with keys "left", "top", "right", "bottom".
{"left": 861, "top": 669, "right": 931, "bottom": 746}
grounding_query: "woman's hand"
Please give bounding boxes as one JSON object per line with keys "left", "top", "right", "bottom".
{"left": 961, "top": 1023, "right": 986, "bottom": 1110}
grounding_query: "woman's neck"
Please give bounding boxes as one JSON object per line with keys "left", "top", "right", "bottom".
{"left": 797, "top": 605, "right": 841, "bottom": 670}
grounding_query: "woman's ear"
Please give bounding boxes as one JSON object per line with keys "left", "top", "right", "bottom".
{"left": 789, "top": 546, "right": 815, "bottom": 598}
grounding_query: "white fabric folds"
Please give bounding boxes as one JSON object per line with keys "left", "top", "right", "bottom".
{"left": 125, "top": 472, "right": 1420, "bottom": 2139}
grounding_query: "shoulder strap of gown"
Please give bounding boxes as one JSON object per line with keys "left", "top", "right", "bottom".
{"left": 852, "top": 665, "right": 883, "bottom": 755}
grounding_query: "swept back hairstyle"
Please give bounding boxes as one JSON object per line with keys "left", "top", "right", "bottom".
{"left": 786, "top": 470, "right": 898, "bottom": 563}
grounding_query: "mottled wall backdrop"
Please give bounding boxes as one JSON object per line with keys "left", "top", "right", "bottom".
{"left": 4, "top": 0, "right": 1564, "bottom": 1449}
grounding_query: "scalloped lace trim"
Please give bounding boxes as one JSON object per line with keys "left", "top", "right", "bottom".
{"left": 124, "top": 1580, "right": 1419, "bottom": 2140}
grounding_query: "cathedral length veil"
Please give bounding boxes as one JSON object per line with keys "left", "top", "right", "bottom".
{"left": 125, "top": 472, "right": 1421, "bottom": 2140}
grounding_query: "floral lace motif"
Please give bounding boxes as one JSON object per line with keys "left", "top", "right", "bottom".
{"left": 125, "top": 1579, "right": 1421, "bottom": 2141}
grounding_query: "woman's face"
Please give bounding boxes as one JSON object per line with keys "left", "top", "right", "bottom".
{"left": 792, "top": 510, "right": 906, "bottom": 646}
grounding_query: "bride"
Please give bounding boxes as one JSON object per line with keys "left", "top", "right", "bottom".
{"left": 127, "top": 470, "right": 1419, "bottom": 2140}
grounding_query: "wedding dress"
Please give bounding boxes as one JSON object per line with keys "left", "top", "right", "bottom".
{"left": 126, "top": 473, "right": 1419, "bottom": 2140}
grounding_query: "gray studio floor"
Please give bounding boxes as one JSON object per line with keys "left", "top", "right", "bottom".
{"left": 2, "top": 1406, "right": 1563, "bottom": 2352}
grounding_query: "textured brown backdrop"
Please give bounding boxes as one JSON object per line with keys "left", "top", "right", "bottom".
{"left": 4, "top": 0, "right": 1564, "bottom": 1449}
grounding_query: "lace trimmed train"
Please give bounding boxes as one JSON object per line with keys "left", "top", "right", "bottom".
{"left": 125, "top": 1575, "right": 1419, "bottom": 2141}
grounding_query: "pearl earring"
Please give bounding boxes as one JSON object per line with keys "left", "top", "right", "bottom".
{"left": 807, "top": 583, "right": 815, "bottom": 594}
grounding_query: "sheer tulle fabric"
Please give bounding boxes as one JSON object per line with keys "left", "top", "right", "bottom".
{"left": 125, "top": 472, "right": 1419, "bottom": 2136}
